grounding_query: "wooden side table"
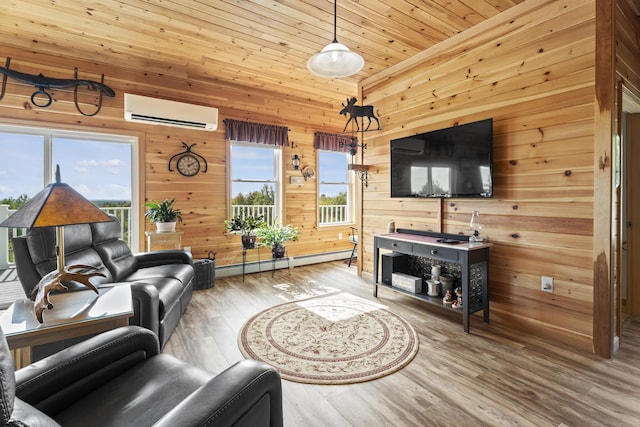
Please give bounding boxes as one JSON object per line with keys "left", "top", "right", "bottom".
{"left": 145, "top": 230, "right": 183, "bottom": 251}
{"left": 0, "top": 285, "right": 133, "bottom": 368}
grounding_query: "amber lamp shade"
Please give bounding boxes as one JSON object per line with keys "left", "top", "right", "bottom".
{"left": 0, "top": 165, "right": 113, "bottom": 271}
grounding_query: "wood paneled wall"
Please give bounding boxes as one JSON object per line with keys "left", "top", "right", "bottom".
{"left": 0, "top": 0, "right": 633, "bottom": 355}
{"left": 615, "top": 0, "right": 640, "bottom": 345}
{"left": 616, "top": 0, "right": 640, "bottom": 95}
{"left": 0, "top": 46, "right": 356, "bottom": 267}
{"left": 360, "top": 0, "right": 599, "bottom": 352}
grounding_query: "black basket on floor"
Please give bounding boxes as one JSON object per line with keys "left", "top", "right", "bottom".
{"left": 193, "top": 251, "right": 216, "bottom": 290}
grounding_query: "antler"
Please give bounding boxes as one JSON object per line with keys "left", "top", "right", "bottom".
{"left": 31, "top": 264, "right": 105, "bottom": 323}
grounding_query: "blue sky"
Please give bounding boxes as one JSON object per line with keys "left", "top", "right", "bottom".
{"left": 0, "top": 133, "right": 132, "bottom": 201}
{"left": 232, "top": 145, "right": 348, "bottom": 198}
{"left": 1, "top": 132, "right": 348, "bottom": 202}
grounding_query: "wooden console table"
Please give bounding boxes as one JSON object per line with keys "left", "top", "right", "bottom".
{"left": 373, "top": 230, "right": 491, "bottom": 333}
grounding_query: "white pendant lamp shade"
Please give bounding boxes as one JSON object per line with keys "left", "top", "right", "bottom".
{"left": 307, "top": 42, "right": 364, "bottom": 78}
{"left": 307, "top": 0, "right": 364, "bottom": 78}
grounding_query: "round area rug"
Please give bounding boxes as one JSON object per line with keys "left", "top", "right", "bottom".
{"left": 238, "top": 292, "right": 419, "bottom": 384}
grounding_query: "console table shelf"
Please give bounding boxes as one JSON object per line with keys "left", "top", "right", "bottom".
{"left": 376, "top": 282, "right": 486, "bottom": 315}
{"left": 373, "top": 229, "right": 491, "bottom": 333}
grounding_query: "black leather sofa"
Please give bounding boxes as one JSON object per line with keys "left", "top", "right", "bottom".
{"left": 1, "top": 325, "right": 283, "bottom": 427}
{"left": 11, "top": 216, "right": 193, "bottom": 349}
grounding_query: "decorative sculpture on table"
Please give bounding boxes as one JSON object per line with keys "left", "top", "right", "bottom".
{"left": 443, "top": 289, "right": 453, "bottom": 305}
{"left": 469, "top": 210, "right": 485, "bottom": 244}
{"left": 452, "top": 287, "right": 463, "bottom": 309}
{"left": 0, "top": 165, "right": 113, "bottom": 323}
{"left": 0, "top": 56, "right": 115, "bottom": 116}
{"left": 31, "top": 265, "right": 105, "bottom": 323}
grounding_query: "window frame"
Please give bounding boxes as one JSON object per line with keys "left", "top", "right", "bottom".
{"left": 317, "top": 149, "right": 353, "bottom": 227}
{"left": 228, "top": 141, "right": 282, "bottom": 225}
{"left": 0, "top": 123, "right": 139, "bottom": 251}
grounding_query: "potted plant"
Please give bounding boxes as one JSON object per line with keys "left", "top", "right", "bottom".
{"left": 255, "top": 223, "right": 299, "bottom": 258}
{"left": 145, "top": 198, "right": 183, "bottom": 232}
{"left": 225, "top": 214, "right": 266, "bottom": 249}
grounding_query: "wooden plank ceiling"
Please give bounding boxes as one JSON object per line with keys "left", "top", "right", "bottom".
{"left": 2, "top": 0, "right": 525, "bottom": 104}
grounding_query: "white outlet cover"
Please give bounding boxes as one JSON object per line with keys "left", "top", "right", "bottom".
{"left": 541, "top": 276, "right": 554, "bottom": 293}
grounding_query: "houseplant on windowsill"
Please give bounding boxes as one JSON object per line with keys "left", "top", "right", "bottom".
{"left": 145, "top": 198, "right": 183, "bottom": 232}
{"left": 225, "top": 215, "right": 266, "bottom": 249}
{"left": 256, "top": 223, "right": 299, "bottom": 258}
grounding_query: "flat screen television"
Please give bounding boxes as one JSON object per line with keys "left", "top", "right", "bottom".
{"left": 390, "top": 118, "right": 493, "bottom": 198}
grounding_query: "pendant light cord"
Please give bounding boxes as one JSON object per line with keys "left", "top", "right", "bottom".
{"left": 332, "top": 0, "right": 338, "bottom": 43}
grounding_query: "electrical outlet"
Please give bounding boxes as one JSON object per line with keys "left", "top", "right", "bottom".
{"left": 541, "top": 276, "right": 554, "bottom": 293}
{"left": 338, "top": 233, "right": 343, "bottom": 240}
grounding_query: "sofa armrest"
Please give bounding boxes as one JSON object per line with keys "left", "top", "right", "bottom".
{"left": 15, "top": 326, "right": 159, "bottom": 416}
{"left": 135, "top": 250, "right": 193, "bottom": 268}
{"left": 127, "top": 282, "right": 160, "bottom": 336}
{"left": 154, "top": 360, "right": 283, "bottom": 427}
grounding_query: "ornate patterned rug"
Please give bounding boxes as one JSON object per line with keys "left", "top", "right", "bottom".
{"left": 238, "top": 292, "right": 419, "bottom": 384}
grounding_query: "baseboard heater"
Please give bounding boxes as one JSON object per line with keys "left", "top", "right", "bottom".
{"left": 216, "top": 250, "right": 351, "bottom": 278}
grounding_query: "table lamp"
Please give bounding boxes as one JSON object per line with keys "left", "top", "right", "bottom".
{"left": 0, "top": 165, "right": 113, "bottom": 321}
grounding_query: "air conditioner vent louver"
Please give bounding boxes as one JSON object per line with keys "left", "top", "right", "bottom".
{"left": 124, "top": 93, "right": 218, "bottom": 131}
{"left": 128, "top": 114, "right": 209, "bottom": 129}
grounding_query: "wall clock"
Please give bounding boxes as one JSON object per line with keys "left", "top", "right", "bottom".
{"left": 168, "top": 142, "right": 208, "bottom": 177}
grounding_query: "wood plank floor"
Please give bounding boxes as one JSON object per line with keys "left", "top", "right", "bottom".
{"left": 163, "top": 261, "right": 640, "bottom": 427}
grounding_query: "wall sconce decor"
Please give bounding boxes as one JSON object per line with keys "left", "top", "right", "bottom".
{"left": 301, "top": 165, "right": 315, "bottom": 181}
{"left": 292, "top": 154, "right": 301, "bottom": 170}
{"left": 291, "top": 142, "right": 302, "bottom": 170}
{"left": 0, "top": 56, "right": 115, "bottom": 116}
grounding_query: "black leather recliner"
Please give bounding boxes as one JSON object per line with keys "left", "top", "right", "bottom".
{"left": 11, "top": 216, "right": 194, "bottom": 349}
{"left": 0, "top": 325, "right": 283, "bottom": 427}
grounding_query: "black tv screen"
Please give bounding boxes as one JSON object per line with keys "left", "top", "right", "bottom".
{"left": 390, "top": 118, "right": 493, "bottom": 198}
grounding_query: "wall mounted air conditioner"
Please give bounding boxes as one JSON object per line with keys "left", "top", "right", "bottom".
{"left": 124, "top": 93, "right": 218, "bottom": 131}
{"left": 391, "top": 138, "right": 424, "bottom": 155}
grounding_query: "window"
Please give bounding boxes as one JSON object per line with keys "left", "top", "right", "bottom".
{"left": 230, "top": 143, "right": 280, "bottom": 224}
{"left": 411, "top": 165, "right": 451, "bottom": 196}
{"left": 0, "top": 125, "right": 137, "bottom": 268}
{"left": 318, "top": 150, "right": 351, "bottom": 225}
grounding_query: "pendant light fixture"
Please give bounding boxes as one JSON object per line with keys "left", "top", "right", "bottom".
{"left": 307, "top": 0, "right": 364, "bottom": 78}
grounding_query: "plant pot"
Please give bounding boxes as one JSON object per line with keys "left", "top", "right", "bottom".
{"left": 241, "top": 234, "right": 257, "bottom": 249}
{"left": 272, "top": 246, "right": 285, "bottom": 259}
{"left": 156, "top": 221, "right": 176, "bottom": 232}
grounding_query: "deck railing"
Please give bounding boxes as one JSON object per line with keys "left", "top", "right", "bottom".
{"left": 229, "top": 204, "right": 348, "bottom": 226}
{"left": 0, "top": 205, "right": 133, "bottom": 269}
{"left": 231, "top": 205, "right": 276, "bottom": 225}
{"left": 319, "top": 204, "right": 348, "bottom": 225}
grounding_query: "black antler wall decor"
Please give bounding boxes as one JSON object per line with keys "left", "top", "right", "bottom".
{"left": 0, "top": 57, "right": 115, "bottom": 116}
